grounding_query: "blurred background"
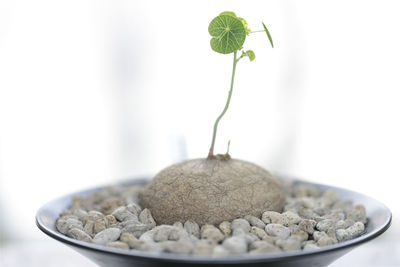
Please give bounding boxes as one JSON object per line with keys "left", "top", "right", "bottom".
{"left": 0, "top": 0, "right": 399, "bottom": 266}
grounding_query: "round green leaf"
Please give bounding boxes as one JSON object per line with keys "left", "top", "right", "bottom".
{"left": 208, "top": 15, "right": 246, "bottom": 54}
{"left": 246, "top": 50, "right": 255, "bottom": 61}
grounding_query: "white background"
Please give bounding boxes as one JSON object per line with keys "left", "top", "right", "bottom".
{"left": 0, "top": 0, "right": 399, "bottom": 266}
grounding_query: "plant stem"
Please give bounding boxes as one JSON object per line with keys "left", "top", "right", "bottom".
{"left": 208, "top": 51, "right": 238, "bottom": 159}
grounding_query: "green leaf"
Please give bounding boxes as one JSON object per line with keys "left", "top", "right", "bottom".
{"left": 219, "top": 11, "right": 237, "bottom": 17}
{"left": 238, "top": 17, "right": 251, "bottom": 35}
{"left": 246, "top": 50, "right": 255, "bottom": 61}
{"left": 262, "top": 22, "right": 274, "bottom": 48}
{"left": 209, "top": 15, "right": 246, "bottom": 54}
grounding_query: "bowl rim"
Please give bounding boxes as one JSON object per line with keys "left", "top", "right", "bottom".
{"left": 36, "top": 177, "right": 392, "bottom": 264}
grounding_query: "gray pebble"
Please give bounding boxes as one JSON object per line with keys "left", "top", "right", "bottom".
{"left": 56, "top": 218, "right": 83, "bottom": 234}
{"left": 121, "top": 222, "right": 149, "bottom": 238}
{"left": 139, "top": 208, "right": 156, "bottom": 229}
{"left": 120, "top": 232, "right": 143, "bottom": 249}
{"left": 67, "top": 228, "right": 92, "bottom": 242}
{"left": 83, "top": 220, "right": 94, "bottom": 236}
{"left": 316, "top": 219, "right": 336, "bottom": 232}
{"left": 282, "top": 211, "right": 302, "bottom": 225}
{"left": 212, "top": 245, "right": 230, "bottom": 257}
{"left": 317, "top": 235, "right": 337, "bottom": 246}
{"left": 298, "top": 219, "right": 317, "bottom": 234}
{"left": 219, "top": 221, "right": 232, "bottom": 236}
{"left": 112, "top": 206, "right": 137, "bottom": 222}
{"left": 201, "top": 225, "right": 224, "bottom": 243}
{"left": 184, "top": 220, "right": 200, "bottom": 238}
{"left": 276, "top": 237, "right": 302, "bottom": 251}
{"left": 126, "top": 203, "right": 142, "bottom": 216}
{"left": 107, "top": 241, "right": 129, "bottom": 250}
{"left": 152, "top": 225, "right": 188, "bottom": 242}
{"left": 346, "top": 205, "right": 367, "bottom": 224}
{"left": 290, "top": 228, "right": 308, "bottom": 242}
{"left": 173, "top": 221, "right": 183, "bottom": 228}
{"left": 250, "top": 226, "right": 268, "bottom": 239}
{"left": 336, "top": 219, "right": 355, "bottom": 230}
{"left": 222, "top": 236, "right": 247, "bottom": 254}
{"left": 94, "top": 218, "right": 107, "bottom": 234}
{"left": 244, "top": 215, "right": 266, "bottom": 229}
{"left": 336, "top": 222, "right": 365, "bottom": 242}
{"left": 262, "top": 211, "right": 288, "bottom": 226}
{"left": 192, "top": 240, "right": 215, "bottom": 256}
{"left": 265, "top": 224, "right": 290, "bottom": 239}
{"left": 303, "top": 243, "right": 319, "bottom": 250}
{"left": 93, "top": 228, "right": 121, "bottom": 245}
{"left": 231, "top": 219, "right": 251, "bottom": 233}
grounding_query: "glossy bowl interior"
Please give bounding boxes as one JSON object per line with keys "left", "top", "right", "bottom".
{"left": 36, "top": 178, "right": 391, "bottom": 267}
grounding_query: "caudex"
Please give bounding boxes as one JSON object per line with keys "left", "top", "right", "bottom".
{"left": 207, "top": 11, "right": 274, "bottom": 159}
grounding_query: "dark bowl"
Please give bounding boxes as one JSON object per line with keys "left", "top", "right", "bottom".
{"left": 36, "top": 178, "right": 391, "bottom": 267}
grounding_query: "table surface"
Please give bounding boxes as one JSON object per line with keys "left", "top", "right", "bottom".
{"left": 1, "top": 232, "right": 399, "bottom": 267}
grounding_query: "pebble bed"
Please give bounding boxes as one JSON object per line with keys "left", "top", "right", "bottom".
{"left": 56, "top": 182, "right": 367, "bottom": 256}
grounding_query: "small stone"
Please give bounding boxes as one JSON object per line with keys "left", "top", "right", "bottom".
{"left": 298, "top": 207, "right": 321, "bottom": 221}
{"left": 94, "top": 218, "right": 107, "bottom": 234}
{"left": 250, "top": 226, "right": 268, "bottom": 239}
{"left": 192, "top": 239, "right": 215, "bottom": 256}
{"left": 312, "top": 231, "right": 327, "bottom": 241}
{"left": 322, "top": 210, "right": 345, "bottom": 221}
{"left": 120, "top": 232, "right": 143, "bottom": 249}
{"left": 126, "top": 203, "right": 142, "bottom": 216}
{"left": 84, "top": 211, "right": 104, "bottom": 224}
{"left": 276, "top": 237, "right": 302, "bottom": 251}
{"left": 107, "top": 241, "right": 129, "bottom": 250}
{"left": 303, "top": 243, "right": 319, "bottom": 250}
{"left": 294, "top": 185, "right": 321, "bottom": 197}
{"left": 201, "top": 225, "right": 224, "bottom": 243}
{"left": 67, "top": 228, "right": 92, "bottom": 242}
{"left": 112, "top": 206, "right": 137, "bottom": 222}
{"left": 244, "top": 215, "right": 266, "bottom": 229}
{"left": 336, "top": 219, "right": 355, "bottom": 230}
{"left": 265, "top": 224, "right": 290, "bottom": 239}
{"left": 93, "top": 228, "right": 121, "bottom": 245}
{"left": 184, "top": 220, "right": 200, "bottom": 238}
{"left": 152, "top": 225, "right": 188, "bottom": 242}
{"left": 298, "top": 219, "right": 317, "bottom": 234}
{"left": 316, "top": 219, "right": 336, "bottom": 232}
{"left": 282, "top": 211, "right": 302, "bottom": 225}
{"left": 56, "top": 218, "right": 83, "bottom": 234}
{"left": 212, "top": 245, "right": 230, "bottom": 257}
{"left": 346, "top": 205, "right": 367, "bottom": 224}
{"left": 72, "top": 209, "right": 88, "bottom": 221}
{"left": 139, "top": 208, "right": 156, "bottom": 229}
{"left": 172, "top": 221, "right": 183, "bottom": 228}
{"left": 231, "top": 219, "right": 251, "bottom": 233}
{"left": 262, "top": 211, "right": 288, "bottom": 226}
{"left": 105, "top": 215, "right": 117, "bottom": 226}
{"left": 336, "top": 222, "right": 365, "bottom": 242}
{"left": 222, "top": 236, "right": 248, "bottom": 254}
{"left": 101, "top": 197, "right": 124, "bottom": 215}
{"left": 290, "top": 228, "right": 308, "bottom": 242}
{"left": 219, "top": 221, "right": 232, "bottom": 236}
{"left": 83, "top": 220, "right": 94, "bottom": 236}
{"left": 317, "top": 236, "right": 336, "bottom": 247}
{"left": 121, "top": 222, "right": 149, "bottom": 238}
{"left": 262, "top": 234, "right": 280, "bottom": 244}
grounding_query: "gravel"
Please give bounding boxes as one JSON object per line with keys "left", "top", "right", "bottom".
{"left": 56, "top": 182, "right": 367, "bottom": 256}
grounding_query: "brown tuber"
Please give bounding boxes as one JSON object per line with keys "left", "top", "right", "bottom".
{"left": 141, "top": 157, "right": 285, "bottom": 225}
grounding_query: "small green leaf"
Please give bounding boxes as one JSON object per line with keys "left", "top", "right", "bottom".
{"left": 246, "top": 50, "right": 255, "bottom": 61}
{"left": 262, "top": 22, "right": 274, "bottom": 48}
{"left": 209, "top": 15, "right": 246, "bottom": 54}
{"left": 238, "top": 17, "right": 251, "bottom": 35}
{"left": 219, "top": 11, "right": 237, "bottom": 17}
